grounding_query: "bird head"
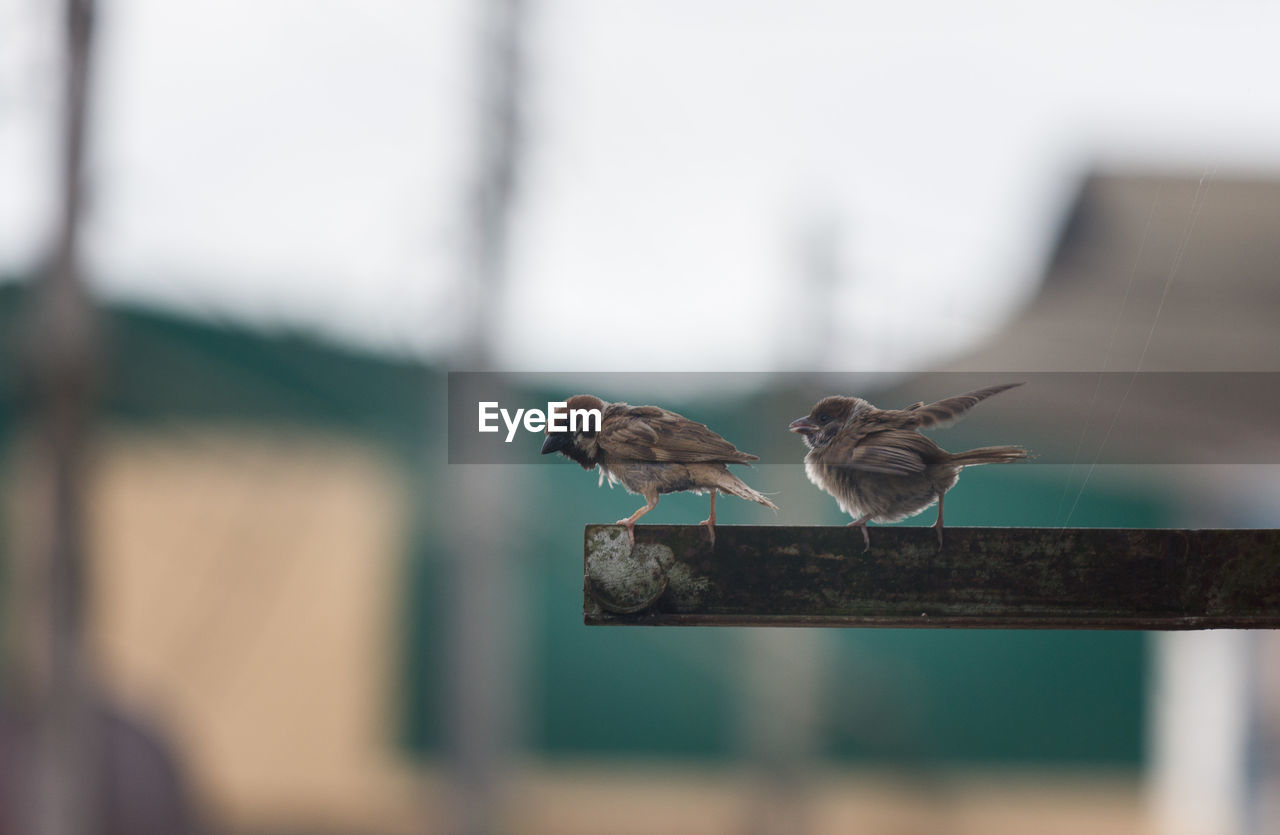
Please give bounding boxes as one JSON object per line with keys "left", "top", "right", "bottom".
{"left": 788, "top": 395, "right": 864, "bottom": 450}
{"left": 541, "top": 394, "right": 606, "bottom": 469}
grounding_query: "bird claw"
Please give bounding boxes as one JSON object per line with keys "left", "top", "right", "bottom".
{"left": 698, "top": 518, "right": 716, "bottom": 548}
{"left": 615, "top": 519, "right": 636, "bottom": 548}
{"left": 847, "top": 520, "right": 871, "bottom": 552}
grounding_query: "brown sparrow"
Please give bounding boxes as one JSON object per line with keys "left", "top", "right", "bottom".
{"left": 789, "top": 383, "right": 1028, "bottom": 549}
{"left": 541, "top": 394, "right": 777, "bottom": 544}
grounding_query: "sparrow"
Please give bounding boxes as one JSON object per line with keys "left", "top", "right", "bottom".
{"left": 789, "top": 383, "right": 1028, "bottom": 550}
{"left": 541, "top": 394, "right": 777, "bottom": 545}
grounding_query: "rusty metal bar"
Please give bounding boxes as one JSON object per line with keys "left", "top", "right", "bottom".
{"left": 583, "top": 525, "right": 1280, "bottom": 629}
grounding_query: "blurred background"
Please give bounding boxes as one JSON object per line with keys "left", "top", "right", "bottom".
{"left": 2, "top": 1, "right": 1279, "bottom": 833}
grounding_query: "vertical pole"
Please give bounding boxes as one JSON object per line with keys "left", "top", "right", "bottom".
{"left": 739, "top": 216, "right": 840, "bottom": 835}
{"left": 6, "top": 1, "right": 100, "bottom": 834}
{"left": 1150, "top": 633, "right": 1249, "bottom": 835}
{"left": 460, "top": 0, "right": 525, "bottom": 372}
{"left": 739, "top": 630, "right": 821, "bottom": 835}
{"left": 442, "top": 0, "right": 527, "bottom": 832}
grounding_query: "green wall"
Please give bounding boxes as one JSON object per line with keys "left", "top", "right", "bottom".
{"left": 0, "top": 282, "right": 1166, "bottom": 768}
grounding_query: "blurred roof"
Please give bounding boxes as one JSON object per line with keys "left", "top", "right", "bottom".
{"left": 954, "top": 170, "right": 1280, "bottom": 373}
{"left": 939, "top": 170, "right": 1280, "bottom": 517}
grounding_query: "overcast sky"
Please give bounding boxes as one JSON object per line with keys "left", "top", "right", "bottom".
{"left": 3, "top": 0, "right": 1280, "bottom": 371}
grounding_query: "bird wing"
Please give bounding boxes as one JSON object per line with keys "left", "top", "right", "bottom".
{"left": 901, "top": 383, "right": 1024, "bottom": 429}
{"left": 597, "top": 404, "right": 756, "bottom": 463}
{"left": 821, "top": 429, "right": 936, "bottom": 475}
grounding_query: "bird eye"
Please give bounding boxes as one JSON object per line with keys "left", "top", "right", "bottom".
{"left": 818, "top": 414, "right": 831, "bottom": 424}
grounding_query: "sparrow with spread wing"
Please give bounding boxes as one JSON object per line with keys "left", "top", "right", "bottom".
{"left": 789, "top": 383, "right": 1028, "bottom": 550}
{"left": 541, "top": 394, "right": 777, "bottom": 545}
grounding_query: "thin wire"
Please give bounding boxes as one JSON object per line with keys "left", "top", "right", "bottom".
{"left": 1063, "top": 168, "right": 1215, "bottom": 526}
{"left": 1054, "top": 190, "right": 1158, "bottom": 526}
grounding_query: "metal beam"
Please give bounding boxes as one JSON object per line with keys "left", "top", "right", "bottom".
{"left": 583, "top": 525, "right": 1280, "bottom": 629}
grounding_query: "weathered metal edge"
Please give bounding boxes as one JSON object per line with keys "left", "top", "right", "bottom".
{"left": 584, "top": 613, "right": 1280, "bottom": 629}
{"left": 582, "top": 524, "right": 1280, "bottom": 630}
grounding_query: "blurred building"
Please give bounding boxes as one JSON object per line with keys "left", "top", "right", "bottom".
{"left": 0, "top": 289, "right": 436, "bottom": 833}
{"left": 942, "top": 170, "right": 1280, "bottom": 835}
{"left": 2, "top": 167, "right": 1276, "bottom": 833}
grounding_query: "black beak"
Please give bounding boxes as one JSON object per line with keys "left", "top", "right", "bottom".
{"left": 541, "top": 433, "right": 569, "bottom": 455}
{"left": 789, "top": 417, "right": 818, "bottom": 434}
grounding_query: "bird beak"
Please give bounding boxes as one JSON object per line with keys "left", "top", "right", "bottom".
{"left": 541, "top": 433, "right": 569, "bottom": 454}
{"left": 788, "top": 417, "right": 818, "bottom": 434}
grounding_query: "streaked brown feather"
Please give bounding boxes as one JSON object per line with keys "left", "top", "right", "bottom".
{"left": 904, "top": 382, "right": 1024, "bottom": 429}
{"left": 791, "top": 384, "right": 1027, "bottom": 547}
{"left": 823, "top": 429, "right": 937, "bottom": 475}
{"left": 598, "top": 403, "right": 757, "bottom": 464}
{"left": 544, "top": 394, "right": 777, "bottom": 539}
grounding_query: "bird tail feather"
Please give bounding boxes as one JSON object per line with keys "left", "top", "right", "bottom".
{"left": 951, "top": 445, "right": 1030, "bottom": 467}
{"left": 717, "top": 472, "right": 779, "bottom": 510}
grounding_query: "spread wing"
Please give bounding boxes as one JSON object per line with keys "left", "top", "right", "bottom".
{"left": 901, "top": 383, "right": 1023, "bottom": 429}
{"left": 597, "top": 404, "right": 757, "bottom": 463}
{"left": 821, "top": 429, "right": 940, "bottom": 475}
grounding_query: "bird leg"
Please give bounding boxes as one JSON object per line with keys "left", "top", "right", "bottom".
{"left": 847, "top": 515, "right": 871, "bottom": 552}
{"left": 933, "top": 492, "right": 945, "bottom": 550}
{"left": 617, "top": 495, "right": 659, "bottom": 546}
{"left": 699, "top": 492, "right": 717, "bottom": 547}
